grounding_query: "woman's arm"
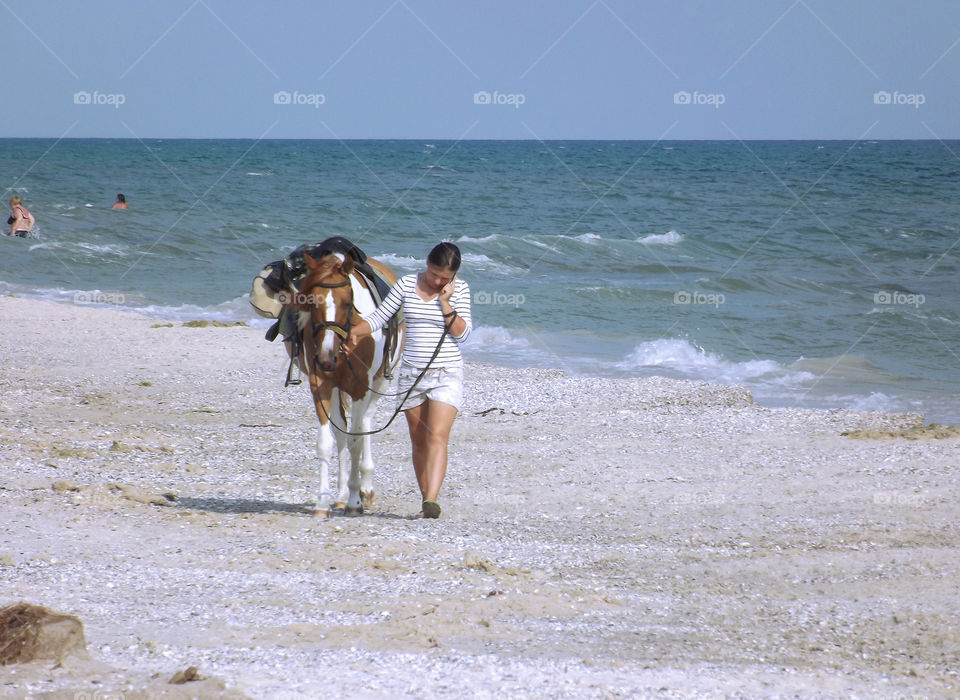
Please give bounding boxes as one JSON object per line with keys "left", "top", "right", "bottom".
{"left": 345, "top": 277, "right": 406, "bottom": 350}
{"left": 439, "top": 280, "right": 472, "bottom": 342}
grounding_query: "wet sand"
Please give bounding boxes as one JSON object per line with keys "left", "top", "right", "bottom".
{"left": 0, "top": 296, "right": 957, "bottom": 699}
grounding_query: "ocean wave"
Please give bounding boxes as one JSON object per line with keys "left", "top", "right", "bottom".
{"left": 556, "top": 233, "right": 604, "bottom": 244}
{"left": 369, "top": 253, "right": 421, "bottom": 271}
{"left": 522, "top": 238, "right": 561, "bottom": 254}
{"left": 466, "top": 325, "right": 532, "bottom": 350}
{"left": 637, "top": 230, "right": 683, "bottom": 245}
{"left": 617, "top": 338, "right": 784, "bottom": 385}
{"left": 136, "top": 294, "right": 265, "bottom": 324}
{"left": 26, "top": 240, "right": 131, "bottom": 257}
{"left": 789, "top": 354, "right": 895, "bottom": 382}
{"left": 456, "top": 234, "right": 499, "bottom": 243}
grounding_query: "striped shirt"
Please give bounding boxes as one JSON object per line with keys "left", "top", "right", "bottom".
{"left": 365, "top": 274, "right": 472, "bottom": 369}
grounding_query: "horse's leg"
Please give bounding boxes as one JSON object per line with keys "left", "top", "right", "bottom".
{"left": 358, "top": 378, "right": 387, "bottom": 509}
{"left": 344, "top": 393, "right": 372, "bottom": 516}
{"left": 314, "top": 418, "right": 335, "bottom": 519}
{"left": 309, "top": 374, "right": 336, "bottom": 519}
{"left": 332, "top": 391, "right": 351, "bottom": 510}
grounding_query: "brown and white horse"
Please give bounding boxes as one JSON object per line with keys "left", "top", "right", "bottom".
{"left": 291, "top": 252, "right": 402, "bottom": 518}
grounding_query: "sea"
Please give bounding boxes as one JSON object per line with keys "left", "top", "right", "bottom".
{"left": 1, "top": 139, "right": 958, "bottom": 422}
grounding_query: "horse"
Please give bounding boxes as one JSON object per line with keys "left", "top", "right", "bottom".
{"left": 289, "top": 251, "right": 403, "bottom": 518}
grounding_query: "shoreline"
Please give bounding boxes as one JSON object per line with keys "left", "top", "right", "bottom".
{"left": 3, "top": 283, "right": 955, "bottom": 424}
{"left": 1, "top": 295, "right": 958, "bottom": 698}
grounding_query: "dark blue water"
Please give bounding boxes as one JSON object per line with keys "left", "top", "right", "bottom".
{"left": 2, "top": 139, "right": 958, "bottom": 421}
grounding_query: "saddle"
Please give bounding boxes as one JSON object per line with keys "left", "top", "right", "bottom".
{"left": 250, "top": 236, "right": 400, "bottom": 385}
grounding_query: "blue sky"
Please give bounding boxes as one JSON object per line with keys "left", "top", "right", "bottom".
{"left": 4, "top": 0, "right": 959, "bottom": 140}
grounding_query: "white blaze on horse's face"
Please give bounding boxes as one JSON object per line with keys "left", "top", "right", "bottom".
{"left": 318, "top": 288, "right": 339, "bottom": 369}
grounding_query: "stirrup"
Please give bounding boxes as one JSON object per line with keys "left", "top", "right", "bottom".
{"left": 284, "top": 356, "right": 302, "bottom": 386}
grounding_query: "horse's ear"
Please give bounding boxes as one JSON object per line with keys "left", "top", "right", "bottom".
{"left": 304, "top": 253, "right": 320, "bottom": 270}
{"left": 340, "top": 256, "right": 355, "bottom": 276}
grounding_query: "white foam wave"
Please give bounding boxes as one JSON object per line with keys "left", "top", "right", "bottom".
{"left": 466, "top": 325, "right": 532, "bottom": 350}
{"left": 456, "top": 234, "right": 499, "bottom": 243}
{"left": 637, "top": 230, "right": 683, "bottom": 245}
{"left": 371, "top": 253, "right": 420, "bottom": 271}
{"left": 462, "top": 252, "right": 497, "bottom": 267}
{"left": 574, "top": 233, "right": 603, "bottom": 243}
{"left": 136, "top": 294, "right": 263, "bottom": 324}
{"left": 846, "top": 392, "right": 896, "bottom": 412}
{"left": 522, "top": 238, "right": 561, "bottom": 254}
{"left": 618, "top": 338, "right": 784, "bottom": 385}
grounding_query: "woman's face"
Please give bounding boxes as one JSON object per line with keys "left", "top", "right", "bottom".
{"left": 423, "top": 263, "right": 456, "bottom": 292}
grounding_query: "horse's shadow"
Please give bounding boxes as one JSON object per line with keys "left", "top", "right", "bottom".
{"left": 173, "top": 496, "right": 414, "bottom": 520}
{"left": 173, "top": 496, "right": 313, "bottom": 516}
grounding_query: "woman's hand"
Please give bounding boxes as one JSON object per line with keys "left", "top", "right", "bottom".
{"left": 438, "top": 280, "right": 455, "bottom": 303}
{"left": 344, "top": 319, "right": 371, "bottom": 356}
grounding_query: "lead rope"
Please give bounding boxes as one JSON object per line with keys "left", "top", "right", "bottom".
{"left": 318, "top": 315, "right": 455, "bottom": 437}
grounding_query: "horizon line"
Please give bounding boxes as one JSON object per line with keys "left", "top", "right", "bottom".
{"left": 0, "top": 136, "right": 953, "bottom": 143}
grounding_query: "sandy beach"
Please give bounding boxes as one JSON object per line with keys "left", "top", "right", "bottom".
{"left": 0, "top": 294, "right": 957, "bottom": 699}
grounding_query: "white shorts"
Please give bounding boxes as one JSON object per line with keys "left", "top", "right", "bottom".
{"left": 397, "top": 364, "right": 464, "bottom": 412}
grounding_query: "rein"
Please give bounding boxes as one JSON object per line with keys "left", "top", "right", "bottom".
{"left": 321, "top": 317, "right": 453, "bottom": 437}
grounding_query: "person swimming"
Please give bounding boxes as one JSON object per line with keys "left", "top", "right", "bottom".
{"left": 111, "top": 193, "right": 129, "bottom": 210}
{"left": 7, "top": 196, "right": 35, "bottom": 237}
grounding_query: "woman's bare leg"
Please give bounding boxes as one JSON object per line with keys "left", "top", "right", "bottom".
{"left": 405, "top": 399, "right": 458, "bottom": 503}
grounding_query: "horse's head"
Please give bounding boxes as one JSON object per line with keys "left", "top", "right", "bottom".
{"left": 295, "top": 252, "right": 355, "bottom": 373}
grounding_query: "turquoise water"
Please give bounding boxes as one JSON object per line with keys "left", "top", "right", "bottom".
{"left": 2, "top": 139, "right": 958, "bottom": 421}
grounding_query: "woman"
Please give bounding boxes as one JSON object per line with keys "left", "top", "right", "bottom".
{"left": 8, "top": 196, "right": 35, "bottom": 237}
{"left": 346, "top": 242, "right": 472, "bottom": 519}
{"left": 111, "top": 193, "right": 129, "bottom": 210}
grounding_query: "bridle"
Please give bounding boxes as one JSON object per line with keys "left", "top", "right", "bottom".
{"left": 305, "top": 276, "right": 353, "bottom": 374}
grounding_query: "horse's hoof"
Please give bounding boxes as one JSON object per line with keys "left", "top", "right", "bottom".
{"left": 312, "top": 508, "right": 332, "bottom": 519}
{"left": 344, "top": 505, "right": 364, "bottom": 517}
{"left": 361, "top": 490, "right": 375, "bottom": 508}
{"left": 333, "top": 501, "right": 347, "bottom": 511}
